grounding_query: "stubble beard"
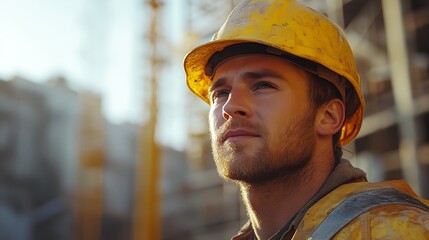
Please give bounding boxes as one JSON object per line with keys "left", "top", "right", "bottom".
{"left": 210, "top": 109, "right": 316, "bottom": 185}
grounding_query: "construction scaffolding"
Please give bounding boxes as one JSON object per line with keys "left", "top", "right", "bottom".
{"left": 75, "top": 93, "right": 105, "bottom": 240}
{"left": 132, "top": 1, "right": 163, "bottom": 240}
{"left": 334, "top": 0, "right": 429, "bottom": 197}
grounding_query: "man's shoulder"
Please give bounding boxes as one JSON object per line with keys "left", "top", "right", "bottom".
{"left": 292, "top": 180, "right": 429, "bottom": 239}
{"left": 335, "top": 204, "right": 429, "bottom": 239}
{"left": 344, "top": 181, "right": 429, "bottom": 239}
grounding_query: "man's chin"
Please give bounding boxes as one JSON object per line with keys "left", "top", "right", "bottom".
{"left": 218, "top": 172, "right": 250, "bottom": 183}
{"left": 217, "top": 160, "right": 311, "bottom": 185}
{"left": 217, "top": 167, "right": 269, "bottom": 184}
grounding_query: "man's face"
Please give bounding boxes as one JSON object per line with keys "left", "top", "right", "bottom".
{"left": 208, "top": 54, "right": 317, "bottom": 184}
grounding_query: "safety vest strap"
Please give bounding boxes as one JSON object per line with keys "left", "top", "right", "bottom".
{"left": 309, "top": 188, "right": 429, "bottom": 240}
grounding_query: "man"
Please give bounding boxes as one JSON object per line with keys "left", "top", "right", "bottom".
{"left": 184, "top": 0, "right": 429, "bottom": 239}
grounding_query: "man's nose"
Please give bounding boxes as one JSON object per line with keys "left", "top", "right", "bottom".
{"left": 222, "top": 89, "right": 252, "bottom": 120}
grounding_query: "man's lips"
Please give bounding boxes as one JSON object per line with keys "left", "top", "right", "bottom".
{"left": 221, "top": 129, "right": 260, "bottom": 142}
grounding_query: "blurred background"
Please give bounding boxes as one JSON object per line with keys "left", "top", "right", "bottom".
{"left": 0, "top": 0, "right": 428, "bottom": 239}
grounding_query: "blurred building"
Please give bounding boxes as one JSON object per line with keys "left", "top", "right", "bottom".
{"left": 0, "top": 77, "right": 150, "bottom": 240}
{"left": 0, "top": 77, "right": 78, "bottom": 239}
{"left": 102, "top": 122, "right": 139, "bottom": 240}
{"left": 161, "top": 0, "right": 429, "bottom": 239}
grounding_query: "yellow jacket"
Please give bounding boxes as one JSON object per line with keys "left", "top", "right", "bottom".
{"left": 293, "top": 180, "right": 429, "bottom": 239}
{"left": 232, "top": 161, "right": 429, "bottom": 240}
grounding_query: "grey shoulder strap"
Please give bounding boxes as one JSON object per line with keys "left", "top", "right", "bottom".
{"left": 309, "top": 188, "right": 429, "bottom": 240}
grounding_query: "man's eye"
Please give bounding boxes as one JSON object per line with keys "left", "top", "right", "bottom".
{"left": 211, "top": 90, "right": 230, "bottom": 101}
{"left": 254, "top": 81, "right": 276, "bottom": 90}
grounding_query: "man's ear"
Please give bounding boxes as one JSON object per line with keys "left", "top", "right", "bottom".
{"left": 315, "top": 99, "right": 345, "bottom": 136}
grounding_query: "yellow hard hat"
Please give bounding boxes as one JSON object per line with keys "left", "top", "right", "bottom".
{"left": 184, "top": 0, "right": 365, "bottom": 146}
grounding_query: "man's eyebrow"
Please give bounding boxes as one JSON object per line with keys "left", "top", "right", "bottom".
{"left": 208, "top": 77, "right": 227, "bottom": 93}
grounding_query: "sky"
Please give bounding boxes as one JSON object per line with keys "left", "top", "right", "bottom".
{"left": 0, "top": 0, "right": 83, "bottom": 81}
{"left": 0, "top": 0, "right": 189, "bottom": 150}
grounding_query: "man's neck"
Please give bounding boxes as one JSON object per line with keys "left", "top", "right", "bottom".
{"left": 239, "top": 157, "right": 334, "bottom": 240}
